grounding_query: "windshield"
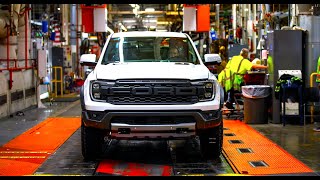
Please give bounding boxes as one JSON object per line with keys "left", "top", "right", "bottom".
{"left": 101, "top": 36, "right": 200, "bottom": 65}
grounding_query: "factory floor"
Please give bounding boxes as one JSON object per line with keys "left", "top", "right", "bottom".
{"left": 0, "top": 98, "right": 319, "bottom": 176}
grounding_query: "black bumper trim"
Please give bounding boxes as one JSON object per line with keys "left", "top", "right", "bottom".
{"left": 82, "top": 110, "right": 222, "bottom": 130}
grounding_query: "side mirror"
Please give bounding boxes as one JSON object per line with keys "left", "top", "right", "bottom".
{"left": 204, "top": 54, "right": 222, "bottom": 65}
{"left": 80, "top": 54, "right": 97, "bottom": 66}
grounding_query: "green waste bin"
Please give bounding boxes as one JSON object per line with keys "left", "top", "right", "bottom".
{"left": 242, "top": 85, "right": 271, "bottom": 124}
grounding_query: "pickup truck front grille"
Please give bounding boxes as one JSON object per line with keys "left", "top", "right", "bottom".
{"left": 107, "top": 95, "right": 197, "bottom": 104}
{"left": 97, "top": 79, "right": 205, "bottom": 105}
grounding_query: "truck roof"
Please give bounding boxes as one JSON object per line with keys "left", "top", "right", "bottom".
{"left": 111, "top": 31, "right": 188, "bottom": 38}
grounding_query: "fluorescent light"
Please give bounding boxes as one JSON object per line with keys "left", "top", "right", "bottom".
{"left": 145, "top": 8, "right": 155, "bottom": 12}
{"left": 133, "top": 8, "right": 138, "bottom": 16}
{"left": 142, "top": 19, "right": 157, "bottom": 23}
{"left": 157, "top": 21, "right": 171, "bottom": 25}
{"left": 89, "top": 36, "right": 97, "bottom": 40}
{"left": 30, "top": 20, "right": 42, "bottom": 26}
{"left": 123, "top": 19, "right": 136, "bottom": 23}
{"left": 82, "top": 33, "right": 89, "bottom": 38}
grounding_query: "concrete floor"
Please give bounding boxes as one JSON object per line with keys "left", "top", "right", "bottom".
{"left": 0, "top": 100, "right": 319, "bottom": 175}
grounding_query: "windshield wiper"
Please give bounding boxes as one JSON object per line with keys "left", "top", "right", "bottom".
{"left": 174, "top": 62, "right": 193, "bottom": 65}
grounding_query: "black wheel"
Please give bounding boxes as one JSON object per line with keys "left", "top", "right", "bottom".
{"left": 81, "top": 122, "right": 106, "bottom": 161}
{"left": 199, "top": 118, "right": 223, "bottom": 160}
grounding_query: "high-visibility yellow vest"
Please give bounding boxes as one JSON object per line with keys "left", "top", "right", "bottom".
{"left": 218, "top": 68, "right": 233, "bottom": 92}
{"left": 226, "top": 55, "right": 252, "bottom": 91}
{"left": 317, "top": 56, "right": 320, "bottom": 83}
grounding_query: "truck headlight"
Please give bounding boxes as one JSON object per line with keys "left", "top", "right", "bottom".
{"left": 91, "top": 81, "right": 101, "bottom": 99}
{"left": 93, "top": 92, "right": 101, "bottom": 99}
{"left": 205, "top": 92, "right": 212, "bottom": 98}
{"left": 196, "top": 80, "right": 216, "bottom": 101}
{"left": 205, "top": 82, "right": 213, "bottom": 89}
{"left": 204, "top": 82, "right": 214, "bottom": 99}
{"left": 92, "top": 83, "right": 100, "bottom": 89}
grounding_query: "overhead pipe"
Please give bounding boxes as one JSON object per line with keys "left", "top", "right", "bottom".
{"left": 290, "top": 4, "right": 297, "bottom": 27}
{"left": 232, "top": 4, "right": 237, "bottom": 38}
{"left": 24, "top": 6, "right": 31, "bottom": 68}
{"left": 70, "top": 4, "right": 77, "bottom": 74}
{"left": 76, "top": 4, "right": 79, "bottom": 77}
{"left": 252, "top": 4, "right": 257, "bottom": 55}
{"left": 216, "top": 4, "right": 220, "bottom": 38}
{"left": 288, "top": 4, "right": 291, "bottom": 26}
{"left": 70, "top": 4, "right": 77, "bottom": 46}
{"left": 7, "top": 26, "right": 9, "bottom": 76}
{"left": 265, "top": 4, "right": 270, "bottom": 13}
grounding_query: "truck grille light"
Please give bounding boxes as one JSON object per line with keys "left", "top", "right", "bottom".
{"left": 92, "top": 83, "right": 100, "bottom": 89}
{"left": 205, "top": 83, "right": 213, "bottom": 89}
{"left": 93, "top": 92, "right": 101, "bottom": 99}
{"left": 205, "top": 92, "right": 212, "bottom": 98}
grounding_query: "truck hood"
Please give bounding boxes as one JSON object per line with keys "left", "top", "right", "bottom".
{"left": 95, "top": 62, "right": 209, "bottom": 80}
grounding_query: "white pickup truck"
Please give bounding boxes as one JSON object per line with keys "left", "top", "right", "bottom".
{"left": 80, "top": 31, "right": 224, "bottom": 161}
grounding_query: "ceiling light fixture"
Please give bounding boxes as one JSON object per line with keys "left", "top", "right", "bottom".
{"left": 145, "top": 8, "right": 155, "bottom": 12}
{"left": 142, "top": 19, "right": 157, "bottom": 23}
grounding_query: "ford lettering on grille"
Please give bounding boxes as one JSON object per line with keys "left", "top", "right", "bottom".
{"left": 108, "top": 86, "right": 197, "bottom": 96}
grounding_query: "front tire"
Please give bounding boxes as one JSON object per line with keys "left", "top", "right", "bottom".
{"left": 199, "top": 120, "right": 223, "bottom": 160}
{"left": 81, "top": 121, "right": 105, "bottom": 161}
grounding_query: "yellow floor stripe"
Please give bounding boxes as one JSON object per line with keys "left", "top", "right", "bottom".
{"left": 0, "top": 156, "right": 46, "bottom": 159}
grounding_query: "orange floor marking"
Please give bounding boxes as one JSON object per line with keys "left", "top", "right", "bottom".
{"left": 223, "top": 119, "right": 314, "bottom": 175}
{"left": 0, "top": 117, "right": 80, "bottom": 176}
{"left": 96, "top": 159, "right": 172, "bottom": 176}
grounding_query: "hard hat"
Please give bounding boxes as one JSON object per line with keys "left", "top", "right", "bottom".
{"left": 219, "top": 46, "right": 225, "bottom": 51}
{"left": 252, "top": 58, "right": 261, "bottom": 65}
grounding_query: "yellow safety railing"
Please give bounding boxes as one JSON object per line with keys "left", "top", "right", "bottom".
{"left": 309, "top": 72, "right": 318, "bottom": 123}
{"left": 51, "top": 66, "right": 64, "bottom": 97}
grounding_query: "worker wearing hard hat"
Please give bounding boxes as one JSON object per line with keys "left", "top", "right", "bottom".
{"left": 219, "top": 48, "right": 268, "bottom": 109}
{"left": 252, "top": 58, "right": 261, "bottom": 65}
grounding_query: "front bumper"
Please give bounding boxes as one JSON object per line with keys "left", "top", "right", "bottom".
{"left": 82, "top": 109, "right": 222, "bottom": 138}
